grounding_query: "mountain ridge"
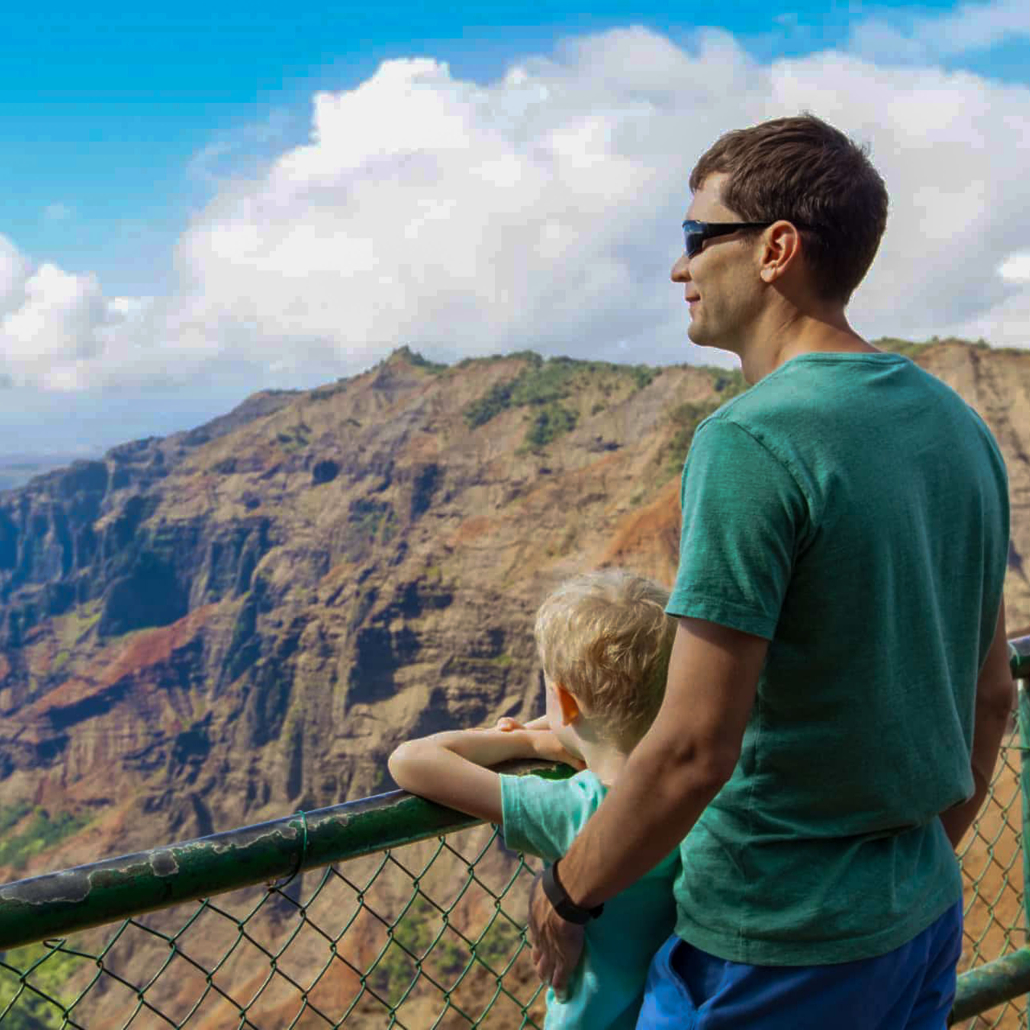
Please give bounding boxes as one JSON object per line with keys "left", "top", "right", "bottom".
{"left": 2, "top": 338, "right": 1029, "bottom": 881}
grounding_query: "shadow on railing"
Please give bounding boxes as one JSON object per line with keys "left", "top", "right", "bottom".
{"left": 2, "top": 646, "right": 1030, "bottom": 1028}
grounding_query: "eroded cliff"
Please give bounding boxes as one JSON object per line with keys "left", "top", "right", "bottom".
{"left": 1, "top": 340, "right": 1028, "bottom": 879}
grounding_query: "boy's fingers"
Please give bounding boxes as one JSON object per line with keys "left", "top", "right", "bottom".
{"left": 539, "top": 740, "right": 585, "bottom": 769}
{"left": 495, "top": 717, "right": 523, "bottom": 731}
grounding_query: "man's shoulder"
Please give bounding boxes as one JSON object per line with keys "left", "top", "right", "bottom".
{"left": 703, "top": 351, "right": 981, "bottom": 437}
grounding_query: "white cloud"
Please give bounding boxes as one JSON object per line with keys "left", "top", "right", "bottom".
{"left": 849, "top": 0, "right": 1030, "bottom": 62}
{"left": 0, "top": 234, "right": 30, "bottom": 317}
{"left": 1000, "top": 252, "right": 1030, "bottom": 282}
{"left": 2, "top": 263, "right": 112, "bottom": 390}
{"left": 187, "top": 108, "right": 296, "bottom": 186}
{"left": 2, "top": 21, "right": 1030, "bottom": 398}
{"left": 760, "top": 53, "right": 1030, "bottom": 346}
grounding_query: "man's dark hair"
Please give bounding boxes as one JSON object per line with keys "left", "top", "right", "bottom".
{"left": 689, "top": 112, "right": 888, "bottom": 305}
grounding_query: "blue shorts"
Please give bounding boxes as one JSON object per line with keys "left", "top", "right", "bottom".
{"left": 636, "top": 900, "right": 963, "bottom": 1030}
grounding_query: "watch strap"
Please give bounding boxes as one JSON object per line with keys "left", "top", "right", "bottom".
{"left": 541, "top": 860, "right": 604, "bottom": 924}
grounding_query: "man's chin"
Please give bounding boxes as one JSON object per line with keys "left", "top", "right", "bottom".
{"left": 687, "top": 323, "right": 735, "bottom": 356}
{"left": 687, "top": 323, "right": 712, "bottom": 348}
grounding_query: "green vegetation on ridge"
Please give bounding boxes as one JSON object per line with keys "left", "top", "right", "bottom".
{"left": 657, "top": 401, "right": 722, "bottom": 482}
{"left": 709, "top": 368, "right": 748, "bottom": 399}
{"left": 389, "top": 345, "right": 448, "bottom": 374}
{"left": 873, "top": 335, "right": 989, "bottom": 359}
{"left": 463, "top": 354, "right": 658, "bottom": 452}
{"left": 520, "top": 403, "right": 579, "bottom": 452}
{"left": 276, "top": 421, "right": 313, "bottom": 453}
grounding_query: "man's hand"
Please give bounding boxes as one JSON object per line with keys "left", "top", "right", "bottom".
{"left": 528, "top": 870, "right": 585, "bottom": 997}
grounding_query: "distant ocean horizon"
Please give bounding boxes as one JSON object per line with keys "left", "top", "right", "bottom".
{"left": 0, "top": 451, "right": 103, "bottom": 493}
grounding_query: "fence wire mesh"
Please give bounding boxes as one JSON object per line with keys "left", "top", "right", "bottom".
{"left": 0, "top": 822, "right": 546, "bottom": 1030}
{"left": 954, "top": 728, "right": 1027, "bottom": 1030}
{"left": 1, "top": 735, "right": 1028, "bottom": 1030}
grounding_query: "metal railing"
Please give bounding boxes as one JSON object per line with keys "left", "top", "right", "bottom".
{"left": 2, "top": 645, "right": 1030, "bottom": 1029}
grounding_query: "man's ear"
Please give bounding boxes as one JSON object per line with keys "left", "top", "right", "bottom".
{"left": 554, "top": 683, "right": 582, "bottom": 726}
{"left": 759, "top": 220, "right": 802, "bottom": 284}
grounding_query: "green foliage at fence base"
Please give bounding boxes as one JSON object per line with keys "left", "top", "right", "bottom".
{"left": 0, "top": 944, "right": 90, "bottom": 1030}
{"left": 368, "top": 892, "right": 526, "bottom": 1013}
{"left": 0, "top": 807, "right": 90, "bottom": 872}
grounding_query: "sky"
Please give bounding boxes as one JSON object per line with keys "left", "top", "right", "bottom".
{"left": 1, "top": 0, "right": 1029, "bottom": 455}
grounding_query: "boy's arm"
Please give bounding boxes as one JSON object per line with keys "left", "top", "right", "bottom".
{"left": 388, "top": 728, "right": 579, "bottom": 824}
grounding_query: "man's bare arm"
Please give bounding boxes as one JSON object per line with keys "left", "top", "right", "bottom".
{"left": 528, "top": 617, "right": 766, "bottom": 988}
{"left": 940, "top": 598, "right": 1015, "bottom": 848}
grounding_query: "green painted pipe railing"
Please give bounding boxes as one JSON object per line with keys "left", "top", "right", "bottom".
{"left": 0, "top": 790, "right": 481, "bottom": 953}
{"left": 1, "top": 649, "right": 1029, "bottom": 1028}
{"left": 0, "top": 761, "right": 574, "bottom": 954}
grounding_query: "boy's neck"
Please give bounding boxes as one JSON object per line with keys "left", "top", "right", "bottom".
{"left": 579, "top": 738, "right": 631, "bottom": 787}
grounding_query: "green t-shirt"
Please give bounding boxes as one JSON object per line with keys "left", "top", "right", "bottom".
{"left": 500, "top": 770, "right": 679, "bottom": 1029}
{"left": 667, "top": 351, "right": 1009, "bottom": 965}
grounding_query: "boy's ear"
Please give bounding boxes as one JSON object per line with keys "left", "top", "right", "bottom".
{"left": 554, "top": 682, "right": 581, "bottom": 726}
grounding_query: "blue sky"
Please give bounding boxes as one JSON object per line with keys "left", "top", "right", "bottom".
{"left": 1, "top": 0, "right": 1029, "bottom": 454}
{"left": 4, "top": 0, "right": 1023, "bottom": 296}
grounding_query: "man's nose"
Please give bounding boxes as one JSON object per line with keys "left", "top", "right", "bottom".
{"left": 671, "top": 252, "right": 690, "bottom": 283}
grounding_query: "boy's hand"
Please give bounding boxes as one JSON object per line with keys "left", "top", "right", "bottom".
{"left": 495, "top": 715, "right": 549, "bottom": 732}
{"left": 526, "top": 730, "right": 585, "bottom": 770}
{"left": 495, "top": 718, "right": 585, "bottom": 770}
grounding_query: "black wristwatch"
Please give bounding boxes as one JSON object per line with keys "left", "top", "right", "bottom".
{"left": 540, "top": 860, "right": 604, "bottom": 924}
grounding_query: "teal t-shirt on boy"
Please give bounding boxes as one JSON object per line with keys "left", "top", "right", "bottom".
{"left": 500, "top": 770, "right": 679, "bottom": 1029}
{"left": 667, "top": 351, "right": 1009, "bottom": 965}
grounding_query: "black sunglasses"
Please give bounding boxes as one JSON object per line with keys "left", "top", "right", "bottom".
{"left": 682, "top": 219, "right": 776, "bottom": 259}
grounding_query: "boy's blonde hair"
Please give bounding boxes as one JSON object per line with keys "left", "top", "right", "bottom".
{"left": 534, "top": 568, "right": 676, "bottom": 750}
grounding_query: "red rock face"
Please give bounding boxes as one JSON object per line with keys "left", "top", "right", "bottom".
{"left": 0, "top": 340, "right": 1027, "bottom": 884}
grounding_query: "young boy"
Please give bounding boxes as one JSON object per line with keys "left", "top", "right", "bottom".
{"left": 388, "top": 568, "right": 680, "bottom": 1030}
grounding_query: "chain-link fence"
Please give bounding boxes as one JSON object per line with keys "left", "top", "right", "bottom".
{"left": 3, "top": 675, "right": 1030, "bottom": 1029}
{"left": 955, "top": 728, "right": 1026, "bottom": 1030}
{"left": 0, "top": 820, "right": 547, "bottom": 1029}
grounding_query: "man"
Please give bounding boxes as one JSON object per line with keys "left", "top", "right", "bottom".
{"left": 527, "top": 113, "right": 1013, "bottom": 1028}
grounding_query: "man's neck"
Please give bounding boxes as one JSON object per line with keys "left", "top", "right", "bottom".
{"left": 741, "top": 307, "right": 875, "bottom": 383}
